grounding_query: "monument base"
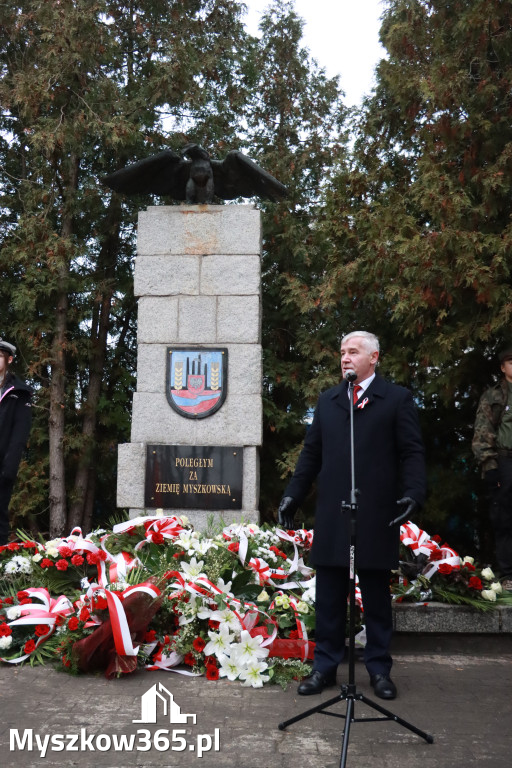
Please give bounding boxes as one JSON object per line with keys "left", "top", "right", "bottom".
{"left": 126, "top": 507, "right": 259, "bottom": 532}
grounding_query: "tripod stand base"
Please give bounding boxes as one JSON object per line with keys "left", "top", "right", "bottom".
{"left": 279, "top": 685, "right": 433, "bottom": 768}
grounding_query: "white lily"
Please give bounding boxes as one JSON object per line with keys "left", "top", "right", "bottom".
{"left": 204, "top": 624, "right": 235, "bottom": 657}
{"left": 215, "top": 577, "right": 233, "bottom": 596}
{"left": 176, "top": 531, "right": 198, "bottom": 551}
{"left": 236, "top": 629, "right": 269, "bottom": 665}
{"left": 180, "top": 557, "right": 207, "bottom": 583}
{"left": 192, "top": 538, "right": 218, "bottom": 556}
{"left": 217, "top": 649, "right": 244, "bottom": 681}
{"left": 239, "top": 659, "right": 271, "bottom": 688}
{"left": 209, "top": 606, "right": 242, "bottom": 631}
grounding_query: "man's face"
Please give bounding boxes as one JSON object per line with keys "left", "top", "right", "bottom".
{"left": 0, "top": 352, "right": 13, "bottom": 377}
{"left": 501, "top": 358, "right": 512, "bottom": 383}
{"left": 340, "top": 337, "right": 379, "bottom": 384}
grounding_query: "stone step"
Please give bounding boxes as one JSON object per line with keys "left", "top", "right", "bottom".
{"left": 390, "top": 602, "right": 512, "bottom": 655}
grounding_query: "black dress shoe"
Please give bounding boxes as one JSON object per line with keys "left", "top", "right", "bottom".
{"left": 370, "top": 674, "right": 397, "bottom": 700}
{"left": 297, "top": 670, "right": 336, "bottom": 696}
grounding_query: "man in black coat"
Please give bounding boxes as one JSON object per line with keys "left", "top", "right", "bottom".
{"left": 278, "top": 331, "right": 426, "bottom": 699}
{"left": 0, "top": 338, "right": 32, "bottom": 545}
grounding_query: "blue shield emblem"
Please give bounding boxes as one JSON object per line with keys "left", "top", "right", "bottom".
{"left": 166, "top": 348, "right": 227, "bottom": 419}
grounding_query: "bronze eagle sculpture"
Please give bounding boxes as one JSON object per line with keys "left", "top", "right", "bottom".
{"left": 102, "top": 144, "right": 288, "bottom": 204}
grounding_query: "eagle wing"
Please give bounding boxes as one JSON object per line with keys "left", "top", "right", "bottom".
{"left": 102, "top": 150, "right": 190, "bottom": 199}
{"left": 212, "top": 151, "right": 287, "bottom": 202}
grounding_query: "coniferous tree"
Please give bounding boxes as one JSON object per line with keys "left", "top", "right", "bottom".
{"left": 244, "top": 0, "right": 348, "bottom": 522}
{"left": 0, "top": 0, "right": 252, "bottom": 535}
{"left": 309, "top": 0, "right": 512, "bottom": 555}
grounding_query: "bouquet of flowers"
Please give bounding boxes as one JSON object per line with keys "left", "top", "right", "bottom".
{"left": 1, "top": 513, "right": 510, "bottom": 687}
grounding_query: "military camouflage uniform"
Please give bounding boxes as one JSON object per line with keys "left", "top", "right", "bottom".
{"left": 472, "top": 379, "right": 508, "bottom": 474}
{"left": 472, "top": 378, "right": 512, "bottom": 580}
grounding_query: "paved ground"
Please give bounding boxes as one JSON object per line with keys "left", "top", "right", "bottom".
{"left": 1, "top": 650, "right": 511, "bottom": 768}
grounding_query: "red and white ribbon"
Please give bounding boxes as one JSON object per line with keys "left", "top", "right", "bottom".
{"left": 103, "top": 582, "right": 162, "bottom": 658}
{"left": 1, "top": 588, "right": 73, "bottom": 664}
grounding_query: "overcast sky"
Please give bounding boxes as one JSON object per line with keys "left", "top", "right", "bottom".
{"left": 243, "top": 0, "right": 387, "bottom": 106}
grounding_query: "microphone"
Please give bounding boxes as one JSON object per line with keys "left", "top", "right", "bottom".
{"left": 344, "top": 369, "right": 357, "bottom": 382}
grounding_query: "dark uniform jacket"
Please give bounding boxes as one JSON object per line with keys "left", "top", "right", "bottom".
{"left": 284, "top": 374, "right": 427, "bottom": 570}
{"left": 0, "top": 373, "right": 32, "bottom": 482}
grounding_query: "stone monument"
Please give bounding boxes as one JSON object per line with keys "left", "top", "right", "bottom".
{"left": 116, "top": 203, "right": 262, "bottom": 528}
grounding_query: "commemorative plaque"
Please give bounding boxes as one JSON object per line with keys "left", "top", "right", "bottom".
{"left": 145, "top": 445, "right": 243, "bottom": 510}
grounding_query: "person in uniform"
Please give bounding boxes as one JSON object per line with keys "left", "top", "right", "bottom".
{"left": 472, "top": 344, "right": 512, "bottom": 591}
{"left": 0, "top": 337, "right": 32, "bottom": 545}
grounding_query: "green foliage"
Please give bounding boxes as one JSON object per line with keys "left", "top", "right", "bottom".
{"left": 0, "top": 0, "right": 254, "bottom": 535}
{"left": 245, "top": 0, "right": 348, "bottom": 520}
{"left": 290, "top": 0, "right": 512, "bottom": 558}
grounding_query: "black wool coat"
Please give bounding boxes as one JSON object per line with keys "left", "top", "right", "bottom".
{"left": 0, "top": 373, "right": 33, "bottom": 481}
{"left": 285, "top": 374, "right": 426, "bottom": 570}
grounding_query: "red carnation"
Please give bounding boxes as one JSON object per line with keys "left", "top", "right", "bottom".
{"left": 87, "top": 552, "right": 99, "bottom": 565}
{"left": 192, "top": 637, "right": 206, "bottom": 653}
{"left": 228, "top": 542, "right": 239, "bottom": 553}
{"left": 71, "top": 554, "right": 84, "bottom": 567}
{"left": 35, "top": 624, "right": 50, "bottom": 637}
{"left": 19, "top": 597, "right": 31, "bottom": 605}
{"left": 151, "top": 532, "right": 164, "bottom": 545}
{"left": 0, "top": 624, "right": 12, "bottom": 637}
{"left": 79, "top": 607, "right": 91, "bottom": 622}
{"left": 58, "top": 546, "right": 73, "bottom": 558}
{"left": 97, "top": 550, "right": 108, "bottom": 562}
{"left": 144, "top": 629, "right": 157, "bottom": 643}
{"left": 3, "top": 597, "right": 14, "bottom": 605}
{"left": 68, "top": 617, "right": 80, "bottom": 631}
{"left": 24, "top": 639, "right": 36, "bottom": 654}
{"left": 23, "top": 541, "right": 38, "bottom": 549}
{"left": 56, "top": 559, "right": 69, "bottom": 571}
{"left": 40, "top": 558, "right": 54, "bottom": 568}
{"left": 468, "top": 576, "right": 483, "bottom": 590}
{"left": 92, "top": 595, "right": 108, "bottom": 611}
{"left": 16, "top": 591, "right": 29, "bottom": 601}
{"left": 7, "top": 542, "right": 20, "bottom": 551}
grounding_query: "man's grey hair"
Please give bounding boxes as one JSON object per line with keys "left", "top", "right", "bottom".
{"left": 340, "top": 331, "right": 380, "bottom": 355}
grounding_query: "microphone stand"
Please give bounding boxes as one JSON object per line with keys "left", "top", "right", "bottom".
{"left": 278, "top": 377, "right": 433, "bottom": 767}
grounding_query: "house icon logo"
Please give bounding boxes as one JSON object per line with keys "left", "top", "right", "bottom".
{"left": 133, "top": 682, "right": 197, "bottom": 725}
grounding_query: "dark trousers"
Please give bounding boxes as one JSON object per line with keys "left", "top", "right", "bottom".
{"left": 313, "top": 565, "right": 393, "bottom": 679}
{"left": 489, "top": 456, "right": 512, "bottom": 578}
{"left": 0, "top": 478, "right": 15, "bottom": 545}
